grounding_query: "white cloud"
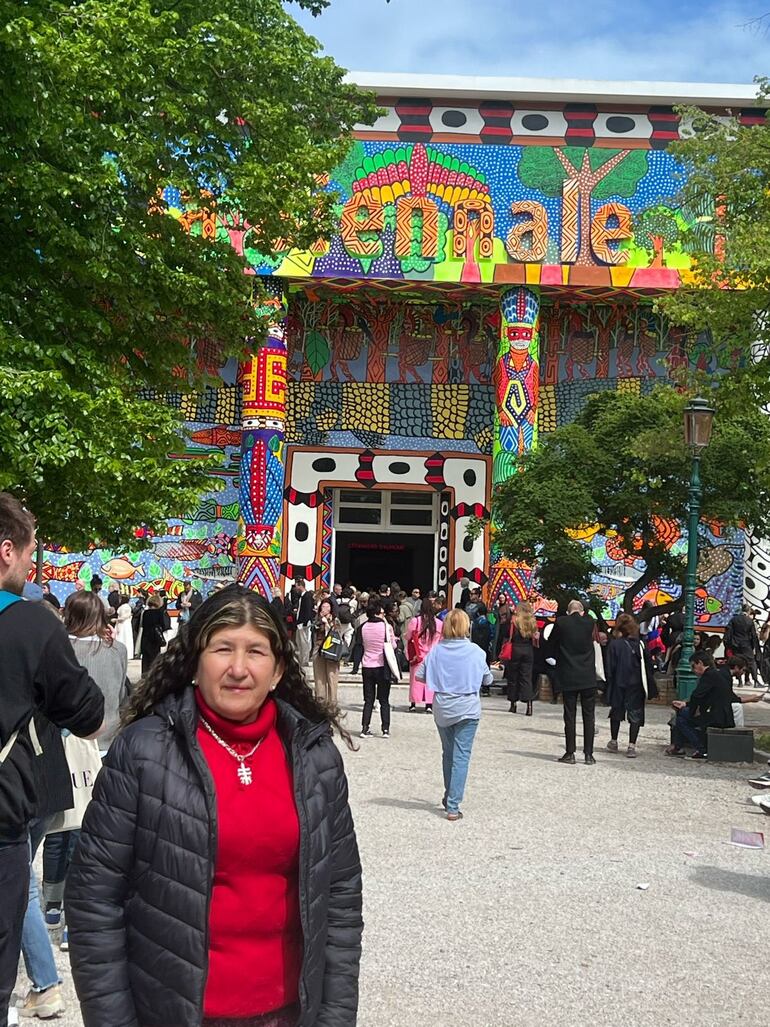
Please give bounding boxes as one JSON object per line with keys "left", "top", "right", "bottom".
{"left": 289, "top": 0, "right": 767, "bottom": 85}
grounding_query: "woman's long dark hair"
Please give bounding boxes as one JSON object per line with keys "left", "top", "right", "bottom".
{"left": 418, "top": 596, "right": 437, "bottom": 639}
{"left": 123, "top": 584, "right": 355, "bottom": 748}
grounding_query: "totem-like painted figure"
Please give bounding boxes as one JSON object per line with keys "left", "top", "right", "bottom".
{"left": 488, "top": 285, "right": 541, "bottom": 605}
{"left": 492, "top": 285, "right": 541, "bottom": 486}
{"left": 237, "top": 292, "right": 288, "bottom": 596}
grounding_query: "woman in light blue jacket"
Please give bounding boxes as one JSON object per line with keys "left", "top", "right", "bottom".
{"left": 416, "top": 608, "right": 493, "bottom": 821}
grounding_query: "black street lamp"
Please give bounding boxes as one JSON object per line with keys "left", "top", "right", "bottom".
{"left": 677, "top": 396, "right": 716, "bottom": 699}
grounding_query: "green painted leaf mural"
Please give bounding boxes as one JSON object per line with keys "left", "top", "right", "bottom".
{"left": 305, "top": 330, "right": 331, "bottom": 375}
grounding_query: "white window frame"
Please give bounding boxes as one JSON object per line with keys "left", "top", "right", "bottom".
{"left": 334, "top": 488, "right": 438, "bottom": 534}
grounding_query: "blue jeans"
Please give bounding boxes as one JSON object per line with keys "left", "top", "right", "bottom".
{"left": 436, "top": 719, "right": 479, "bottom": 814}
{"left": 672, "top": 708, "right": 704, "bottom": 751}
{"left": 22, "top": 817, "right": 60, "bottom": 992}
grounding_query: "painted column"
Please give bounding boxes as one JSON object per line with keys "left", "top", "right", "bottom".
{"left": 236, "top": 290, "right": 288, "bottom": 596}
{"left": 489, "top": 285, "right": 541, "bottom": 602}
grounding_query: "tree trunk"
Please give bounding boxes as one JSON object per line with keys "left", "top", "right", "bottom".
{"left": 35, "top": 539, "right": 44, "bottom": 587}
{"left": 650, "top": 235, "right": 664, "bottom": 268}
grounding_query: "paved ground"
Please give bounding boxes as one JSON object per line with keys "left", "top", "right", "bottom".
{"left": 15, "top": 680, "right": 770, "bottom": 1026}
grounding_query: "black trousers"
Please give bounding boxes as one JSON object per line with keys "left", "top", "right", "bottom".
{"left": 362, "top": 666, "right": 391, "bottom": 732}
{"left": 0, "top": 839, "right": 30, "bottom": 1021}
{"left": 506, "top": 648, "right": 534, "bottom": 703}
{"left": 562, "top": 687, "right": 597, "bottom": 755}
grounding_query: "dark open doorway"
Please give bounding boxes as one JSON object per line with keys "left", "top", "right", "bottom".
{"left": 334, "top": 532, "right": 435, "bottom": 593}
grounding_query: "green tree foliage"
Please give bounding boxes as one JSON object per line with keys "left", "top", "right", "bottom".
{"left": 634, "top": 206, "right": 680, "bottom": 266}
{"left": 658, "top": 86, "right": 770, "bottom": 385}
{"left": 492, "top": 388, "right": 770, "bottom": 613}
{"left": 0, "top": 0, "right": 377, "bottom": 547}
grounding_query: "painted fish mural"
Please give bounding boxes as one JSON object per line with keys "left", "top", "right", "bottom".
{"left": 184, "top": 499, "right": 241, "bottom": 524}
{"left": 151, "top": 534, "right": 235, "bottom": 561}
{"left": 33, "top": 561, "right": 85, "bottom": 584}
{"left": 696, "top": 541, "right": 734, "bottom": 584}
{"left": 100, "top": 558, "right": 143, "bottom": 580}
{"left": 190, "top": 425, "right": 243, "bottom": 449}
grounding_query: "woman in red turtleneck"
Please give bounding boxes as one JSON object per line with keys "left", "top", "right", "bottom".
{"left": 67, "top": 586, "right": 363, "bottom": 1027}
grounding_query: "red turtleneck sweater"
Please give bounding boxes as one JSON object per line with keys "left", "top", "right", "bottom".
{"left": 195, "top": 691, "right": 302, "bottom": 1019}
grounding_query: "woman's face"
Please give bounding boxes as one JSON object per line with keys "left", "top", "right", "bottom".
{"left": 196, "top": 624, "right": 283, "bottom": 724}
{"left": 318, "top": 600, "right": 332, "bottom": 619}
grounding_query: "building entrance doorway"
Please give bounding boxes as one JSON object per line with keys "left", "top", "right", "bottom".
{"left": 332, "top": 489, "right": 437, "bottom": 593}
{"left": 335, "top": 532, "right": 435, "bottom": 593}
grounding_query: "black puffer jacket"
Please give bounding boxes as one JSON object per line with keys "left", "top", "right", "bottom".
{"left": 65, "top": 688, "right": 363, "bottom": 1027}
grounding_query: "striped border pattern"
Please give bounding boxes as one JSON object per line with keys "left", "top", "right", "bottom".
{"left": 356, "top": 100, "right": 766, "bottom": 150}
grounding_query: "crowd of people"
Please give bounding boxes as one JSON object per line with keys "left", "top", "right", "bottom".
{"left": 2, "top": 487, "right": 769, "bottom": 1026}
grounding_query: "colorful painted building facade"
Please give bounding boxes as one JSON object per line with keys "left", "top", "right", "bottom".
{"left": 44, "top": 76, "right": 763, "bottom": 624}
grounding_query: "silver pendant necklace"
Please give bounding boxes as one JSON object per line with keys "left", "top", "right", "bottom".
{"left": 199, "top": 716, "right": 262, "bottom": 786}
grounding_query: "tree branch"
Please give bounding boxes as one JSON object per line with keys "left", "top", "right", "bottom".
{"left": 592, "top": 149, "right": 631, "bottom": 184}
{"left": 554, "top": 148, "right": 580, "bottom": 178}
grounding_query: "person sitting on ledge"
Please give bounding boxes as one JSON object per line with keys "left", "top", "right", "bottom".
{"left": 666, "top": 651, "right": 765, "bottom": 759}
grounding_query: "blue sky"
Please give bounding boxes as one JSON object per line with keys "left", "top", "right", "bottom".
{"left": 290, "top": 0, "right": 769, "bottom": 84}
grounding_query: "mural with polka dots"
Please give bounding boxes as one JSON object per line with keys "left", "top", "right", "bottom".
{"left": 236, "top": 136, "right": 719, "bottom": 288}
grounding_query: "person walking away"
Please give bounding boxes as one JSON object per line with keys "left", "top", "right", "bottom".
{"left": 114, "top": 595, "right": 134, "bottom": 654}
{"left": 292, "top": 578, "right": 315, "bottom": 667}
{"left": 38, "top": 593, "right": 131, "bottom": 952}
{"left": 65, "top": 586, "right": 363, "bottom": 1027}
{"left": 138, "top": 594, "right": 168, "bottom": 674}
{"left": 550, "top": 600, "right": 598, "bottom": 764}
{"left": 176, "top": 579, "right": 202, "bottom": 625}
{"left": 359, "top": 599, "right": 396, "bottom": 738}
{"left": 604, "top": 613, "right": 657, "bottom": 758}
{"left": 415, "top": 609, "right": 493, "bottom": 821}
{"left": 504, "top": 601, "right": 538, "bottom": 715}
{"left": 0, "top": 493, "right": 104, "bottom": 1025}
{"left": 404, "top": 598, "right": 442, "bottom": 712}
{"left": 311, "top": 598, "right": 342, "bottom": 704}
{"left": 724, "top": 604, "right": 761, "bottom": 686}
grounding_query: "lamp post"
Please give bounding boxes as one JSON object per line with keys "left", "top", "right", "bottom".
{"left": 677, "top": 396, "right": 716, "bottom": 700}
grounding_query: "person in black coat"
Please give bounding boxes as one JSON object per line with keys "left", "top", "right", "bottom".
{"left": 138, "top": 594, "right": 169, "bottom": 674}
{"left": 725, "top": 605, "right": 761, "bottom": 686}
{"left": 65, "top": 585, "right": 362, "bottom": 1027}
{"left": 604, "top": 613, "right": 658, "bottom": 758}
{"left": 549, "top": 600, "right": 598, "bottom": 764}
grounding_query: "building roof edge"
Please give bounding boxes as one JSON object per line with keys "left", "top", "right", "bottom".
{"left": 345, "top": 71, "right": 761, "bottom": 107}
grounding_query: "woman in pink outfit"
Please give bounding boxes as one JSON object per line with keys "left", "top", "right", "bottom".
{"left": 405, "top": 597, "right": 442, "bottom": 712}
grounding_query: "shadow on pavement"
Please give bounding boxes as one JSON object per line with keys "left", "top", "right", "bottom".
{"left": 505, "top": 749, "right": 566, "bottom": 763}
{"left": 690, "top": 865, "right": 770, "bottom": 902}
{"left": 366, "top": 797, "right": 445, "bottom": 818}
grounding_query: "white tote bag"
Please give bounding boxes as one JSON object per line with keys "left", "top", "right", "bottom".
{"left": 381, "top": 622, "right": 401, "bottom": 682}
{"left": 48, "top": 734, "right": 103, "bottom": 833}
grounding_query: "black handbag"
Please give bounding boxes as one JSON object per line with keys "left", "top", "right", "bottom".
{"left": 396, "top": 644, "right": 410, "bottom": 673}
{"left": 320, "top": 628, "right": 343, "bottom": 663}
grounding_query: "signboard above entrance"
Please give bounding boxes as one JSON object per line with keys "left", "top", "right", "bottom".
{"left": 244, "top": 138, "right": 718, "bottom": 290}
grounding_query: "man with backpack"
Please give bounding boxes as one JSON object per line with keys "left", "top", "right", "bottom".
{"left": 0, "top": 493, "right": 105, "bottom": 1022}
